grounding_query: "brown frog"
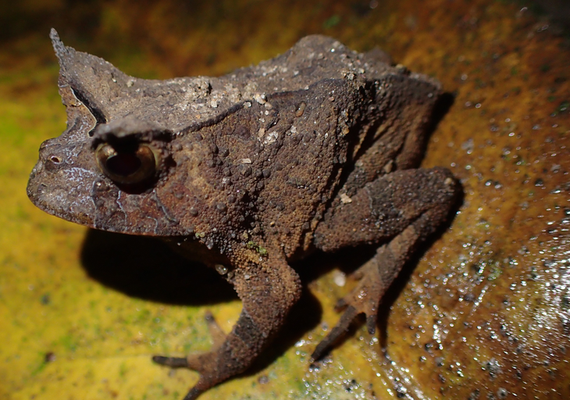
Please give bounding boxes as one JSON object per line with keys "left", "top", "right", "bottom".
{"left": 27, "top": 29, "right": 459, "bottom": 400}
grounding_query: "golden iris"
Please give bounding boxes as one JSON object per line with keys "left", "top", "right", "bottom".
{"left": 95, "top": 143, "right": 158, "bottom": 185}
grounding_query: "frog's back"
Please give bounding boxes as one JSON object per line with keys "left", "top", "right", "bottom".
{"left": 213, "top": 36, "right": 443, "bottom": 257}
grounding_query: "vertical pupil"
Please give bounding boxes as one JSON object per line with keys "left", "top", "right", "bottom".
{"left": 106, "top": 153, "right": 141, "bottom": 177}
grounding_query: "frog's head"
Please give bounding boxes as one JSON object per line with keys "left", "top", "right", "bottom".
{"left": 27, "top": 30, "right": 229, "bottom": 238}
{"left": 27, "top": 102, "right": 183, "bottom": 237}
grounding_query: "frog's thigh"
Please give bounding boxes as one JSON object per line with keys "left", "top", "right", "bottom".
{"left": 311, "top": 167, "right": 458, "bottom": 360}
{"left": 315, "top": 166, "right": 458, "bottom": 292}
{"left": 314, "top": 167, "right": 458, "bottom": 251}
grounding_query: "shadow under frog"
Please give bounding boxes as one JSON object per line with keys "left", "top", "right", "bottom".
{"left": 80, "top": 228, "right": 323, "bottom": 374}
{"left": 28, "top": 30, "right": 460, "bottom": 399}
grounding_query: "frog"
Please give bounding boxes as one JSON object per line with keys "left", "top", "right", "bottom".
{"left": 27, "top": 29, "right": 459, "bottom": 400}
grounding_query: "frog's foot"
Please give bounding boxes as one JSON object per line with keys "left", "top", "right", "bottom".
{"left": 152, "top": 311, "right": 226, "bottom": 369}
{"left": 152, "top": 312, "right": 228, "bottom": 400}
{"left": 311, "top": 252, "right": 385, "bottom": 361}
{"left": 153, "top": 259, "right": 302, "bottom": 400}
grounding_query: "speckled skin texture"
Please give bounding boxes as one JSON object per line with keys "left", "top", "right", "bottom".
{"left": 27, "top": 31, "right": 458, "bottom": 399}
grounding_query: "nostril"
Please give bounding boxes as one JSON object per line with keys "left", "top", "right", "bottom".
{"left": 49, "top": 155, "right": 62, "bottom": 164}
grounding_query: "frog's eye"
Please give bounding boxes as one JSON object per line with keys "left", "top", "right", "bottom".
{"left": 95, "top": 143, "right": 158, "bottom": 185}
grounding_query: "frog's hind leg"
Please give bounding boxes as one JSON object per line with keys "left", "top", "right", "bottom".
{"left": 311, "top": 214, "right": 435, "bottom": 360}
{"left": 311, "top": 167, "right": 459, "bottom": 361}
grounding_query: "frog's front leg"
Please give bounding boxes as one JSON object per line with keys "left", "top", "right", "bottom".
{"left": 311, "top": 167, "right": 459, "bottom": 360}
{"left": 153, "top": 256, "right": 302, "bottom": 400}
